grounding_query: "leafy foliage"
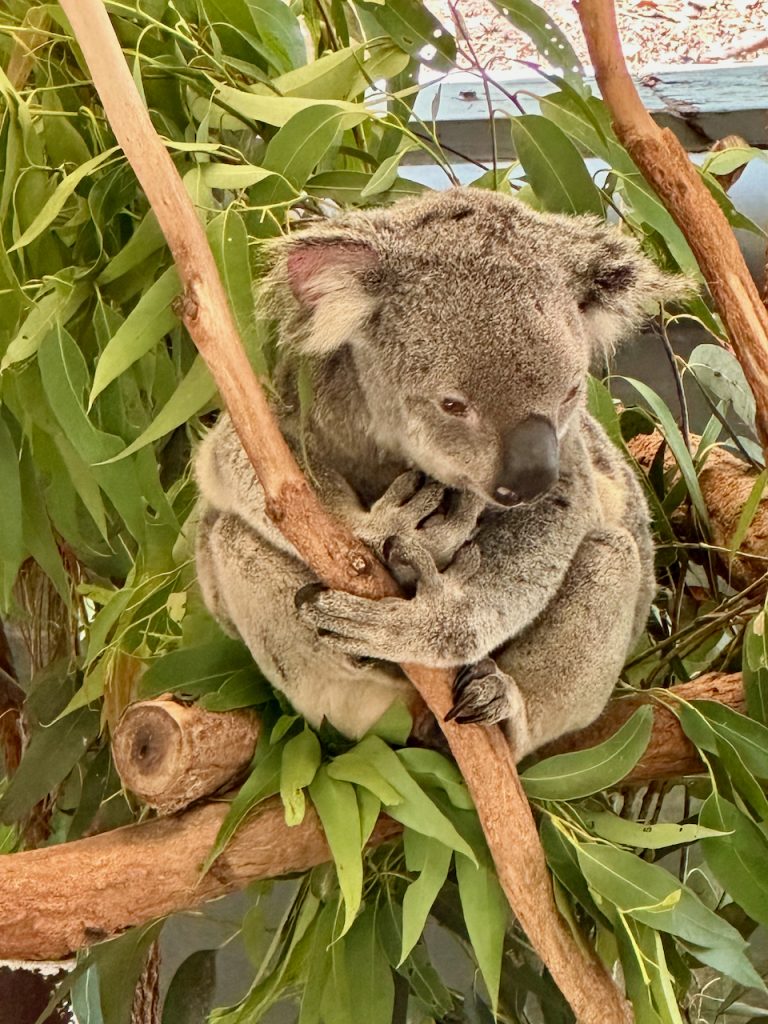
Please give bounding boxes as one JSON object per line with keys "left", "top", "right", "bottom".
{"left": 1, "top": 0, "right": 768, "bottom": 1021}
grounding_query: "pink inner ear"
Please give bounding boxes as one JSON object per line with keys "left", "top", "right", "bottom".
{"left": 286, "top": 242, "right": 377, "bottom": 307}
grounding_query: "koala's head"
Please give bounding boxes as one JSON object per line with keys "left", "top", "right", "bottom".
{"left": 267, "top": 188, "right": 685, "bottom": 507}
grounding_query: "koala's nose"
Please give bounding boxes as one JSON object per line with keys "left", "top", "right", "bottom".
{"left": 494, "top": 415, "right": 559, "bottom": 505}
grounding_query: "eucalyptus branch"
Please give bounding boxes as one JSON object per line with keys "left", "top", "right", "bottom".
{"left": 576, "top": 0, "right": 768, "bottom": 458}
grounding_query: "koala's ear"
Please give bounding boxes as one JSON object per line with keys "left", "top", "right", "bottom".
{"left": 270, "top": 237, "right": 380, "bottom": 356}
{"left": 572, "top": 223, "right": 691, "bottom": 355}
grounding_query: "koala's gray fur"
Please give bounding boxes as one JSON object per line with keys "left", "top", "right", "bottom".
{"left": 195, "top": 188, "right": 683, "bottom": 759}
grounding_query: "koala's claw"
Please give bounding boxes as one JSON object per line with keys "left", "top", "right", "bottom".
{"left": 446, "top": 659, "right": 513, "bottom": 726}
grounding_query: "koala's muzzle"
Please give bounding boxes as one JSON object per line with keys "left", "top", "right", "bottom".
{"left": 494, "top": 415, "right": 559, "bottom": 506}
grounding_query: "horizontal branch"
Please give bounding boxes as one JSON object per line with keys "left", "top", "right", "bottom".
{"left": 0, "top": 672, "right": 744, "bottom": 960}
{"left": 0, "top": 795, "right": 401, "bottom": 961}
{"left": 548, "top": 672, "right": 744, "bottom": 782}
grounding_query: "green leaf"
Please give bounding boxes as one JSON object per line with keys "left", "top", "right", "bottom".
{"left": 38, "top": 327, "right": 147, "bottom": 541}
{"left": 688, "top": 343, "right": 756, "bottom": 427}
{"left": 743, "top": 604, "right": 768, "bottom": 725}
{"left": 0, "top": 705, "right": 100, "bottom": 824}
{"left": 327, "top": 748, "right": 404, "bottom": 805}
{"left": 248, "top": 0, "right": 307, "bottom": 69}
{"left": 211, "top": 84, "right": 370, "bottom": 128}
{"left": 9, "top": 147, "right": 120, "bottom": 251}
{"left": 682, "top": 699, "right": 768, "bottom": 780}
{"left": 305, "top": 170, "right": 426, "bottom": 205}
{"left": 510, "top": 115, "right": 603, "bottom": 216}
{"left": 396, "top": 747, "right": 474, "bottom": 810}
{"left": 487, "top": 2, "right": 582, "bottom": 79}
{"left": 203, "top": 740, "right": 283, "bottom": 872}
{"left": 584, "top": 810, "right": 728, "bottom": 850}
{"left": 0, "top": 413, "right": 24, "bottom": 604}
{"left": 329, "top": 736, "right": 474, "bottom": 860}
{"left": 522, "top": 706, "right": 653, "bottom": 800}
{"left": 99, "top": 356, "right": 216, "bottom": 463}
{"left": 2, "top": 279, "right": 90, "bottom": 369}
{"left": 364, "top": 700, "right": 412, "bottom": 745}
{"left": 353, "top": 0, "right": 456, "bottom": 71}
{"left": 621, "top": 377, "right": 711, "bottom": 530}
{"left": 360, "top": 146, "right": 417, "bottom": 199}
{"left": 89, "top": 267, "right": 180, "bottom": 405}
{"left": 263, "top": 105, "right": 353, "bottom": 190}
{"left": 309, "top": 766, "right": 363, "bottom": 935}
{"left": 138, "top": 637, "right": 254, "bottom": 699}
{"left": 400, "top": 828, "right": 452, "bottom": 963}
{"left": 197, "top": 666, "right": 271, "bottom": 711}
{"left": 456, "top": 852, "right": 507, "bottom": 1014}
{"left": 700, "top": 793, "right": 768, "bottom": 928}
{"left": 576, "top": 843, "right": 763, "bottom": 989}
{"left": 345, "top": 905, "right": 395, "bottom": 1024}
{"left": 280, "top": 727, "right": 322, "bottom": 826}
{"left": 94, "top": 922, "right": 164, "bottom": 1024}
{"left": 162, "top": 949, "right": 216, "bottom": 1024}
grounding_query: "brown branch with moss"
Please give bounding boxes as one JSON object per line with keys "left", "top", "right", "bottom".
{"left": 52, "top": 2, "right": 633, "bottom": 1020}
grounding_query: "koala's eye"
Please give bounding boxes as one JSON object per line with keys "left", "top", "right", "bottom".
{"left": 440, "top": 397, "right": 469, "bottom": 417}
{"left": 564, "top": 383, "right": 581, "bottom": 403}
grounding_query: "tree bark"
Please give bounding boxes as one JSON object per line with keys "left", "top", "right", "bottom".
{"left": 112, "top": 699, "right": 259, "bottom": 814}
{"left": 575, "top": 0, "right": 768, "bottom": 456}
{"left": 628, "top": 432, "right": 768, "bottom": 588}
{"left": 0, "top": 797, "right": 402, "bottom": 961}
{"left": 58, "top": 2, "right": 633, "bottom": 1020}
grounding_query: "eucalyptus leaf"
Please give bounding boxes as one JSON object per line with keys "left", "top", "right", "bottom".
{"left": 280, "top": 727, "right": 322, "bottom": 826}
{"left": 309, "top": 766, "right": 363, "bottom": 935}
{"left": 522, "top": 706, "right": 653, "bottom": 800}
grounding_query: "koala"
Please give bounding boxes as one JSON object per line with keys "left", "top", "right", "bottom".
{"left": 195, "top": 188, "right": 682, "bottom": 760}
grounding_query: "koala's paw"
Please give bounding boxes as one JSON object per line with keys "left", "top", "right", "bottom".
{"left": 446, "top": 659, "right": 517, "bottom": 726}
{"left": 416, "top": 489, "right": 484, "bottom": 570}
{"left": 364, "top": 472, "right": 445, "bottom": 553}
{"left": 295, "top": 585, "right": 412, "bottom": 662}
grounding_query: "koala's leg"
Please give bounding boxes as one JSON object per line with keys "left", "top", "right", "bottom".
{"left": 449, "top": 527, "right": 644, "bottom": 761}
{"left": 197, "top": 510, "right": 414, "bottom": 739}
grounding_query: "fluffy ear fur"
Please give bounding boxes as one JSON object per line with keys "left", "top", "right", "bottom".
{"left": 568, "top": 220, "right": 692, "bottom": 356}
{"left": 264, "top": 235, "right": 380, "bottom": 356}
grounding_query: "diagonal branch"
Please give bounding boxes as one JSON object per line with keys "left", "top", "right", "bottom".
{"left": 575, "top": 0, "right": 768, "bottom": 456}
{"left": 56, "top": 2, "right": 632, "bottom": 1020}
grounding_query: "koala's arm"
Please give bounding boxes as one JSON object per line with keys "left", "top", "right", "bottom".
{"left": 298, "top": 436, "right": 600, "bottom": 667}
{"left": 196, "top": 416, "right": 480, "bottom": 575}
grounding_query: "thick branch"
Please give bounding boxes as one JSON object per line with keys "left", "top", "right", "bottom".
{"left": 58, "top": 3, "right": 631, "bottom": 1019}
{"left": 0, "top": 797, "right": 401, "bottom": 961}
{"left": 576, "top": 0, "right": 768, "bottom": 456}
{"left": 0, "top": 673, "right": 745, "bottom": 960}
{"left": 111, "top": 700, "right": 260, "bottom": 814}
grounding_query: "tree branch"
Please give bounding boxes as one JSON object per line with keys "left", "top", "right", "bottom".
{"left": 111, "top": 700, "right": 260, "bottom": 815}
{"left": 0, "top": 796, "right": 402, "bottom": 961}
{"left": 575, "top": 0, "right": 768, "bottom": 457}
{"left": 58, "top": 3, "right": 631, "bottom": 1019}
{"left": 0, "top": 672, "right": 746, "bottom": 960}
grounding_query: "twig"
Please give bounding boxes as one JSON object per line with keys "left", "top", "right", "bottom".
{"left": 53, "top": 2, "right": 632, "bottom": 1020}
